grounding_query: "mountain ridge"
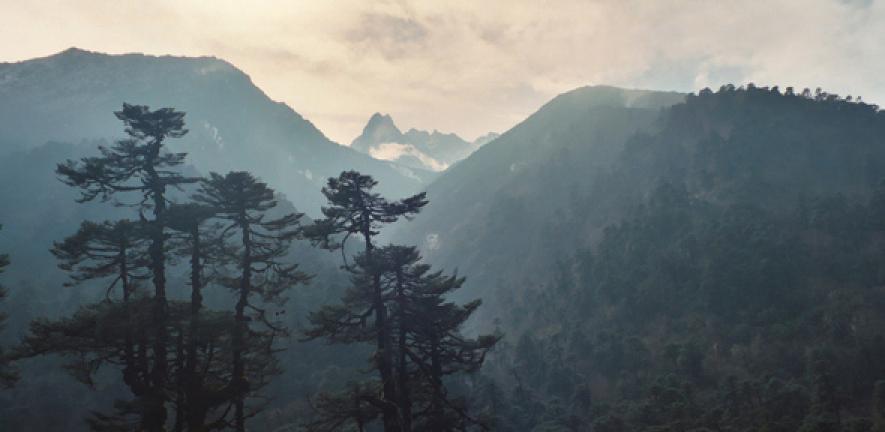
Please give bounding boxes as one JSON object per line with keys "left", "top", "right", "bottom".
{"left": 350, "top": 111, "right": 497, "bottom": 171}
{"left": 0, "top": 47, "right": 431, "bottom": 216}
{"left": 382, "top": 84, "right": 885, "bottom": 431}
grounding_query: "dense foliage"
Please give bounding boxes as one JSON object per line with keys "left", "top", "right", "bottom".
{"left": 446, "top": 86, "right": 885, "bottom": 431}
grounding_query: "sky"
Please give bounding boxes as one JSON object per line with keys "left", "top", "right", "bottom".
{"left": 1, "top": 0, "right": 884, "bottom": 144}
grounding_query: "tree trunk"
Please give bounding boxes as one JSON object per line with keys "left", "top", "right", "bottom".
{"left": 395, "top": 269, "right": 411, "bottom": 432}
{"left": 233, "top": 213, "right": 251, "bottom": 432}
{"left": 146, "top": 149, "right": 169, "bottom": 432}
{"left": 186, "top": 226, "right": 209, "bottom": 431}
{"left": 430, "top": 335, "right": 444, "bottom": 432}
{"left": 174, "top": 332, "right": 185, "bottom": 432}
{"left": 120, "top": 248, "right": 150, "bottom": 429}
{"left": 362, "top": 217, "right": 399, "bottom": 432}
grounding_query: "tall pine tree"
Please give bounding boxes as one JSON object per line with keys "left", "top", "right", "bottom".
{"left": 166, "top": 203, "right": 228, "bottom": 431}
{"left": 307, "top": 170, "right": 427, "bottom": 432}
{"left": 193, "top": 171, "right": 310, "bottom": 432}
{"left": 51, "top": 219, "right": 152, "bottom": 419}
{"left": 56, "top": 103, "right": 196, "bottom": 430}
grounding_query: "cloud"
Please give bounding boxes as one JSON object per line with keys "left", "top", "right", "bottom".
{"left": 368, "top": 142, "right": 448, "bottom": 172}
{"left": 346, "top": 12, "right": 429, "bottom": 60}
{"left": 2, "top": 0, "right": 885, "bottom": 144}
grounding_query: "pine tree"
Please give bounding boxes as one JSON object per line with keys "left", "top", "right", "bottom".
{"left": 56, "top": 103, "right": 196, "bottom": 430}
{"left": 306, "top": 245, "right": 499, "bottom": 431}
{"left": 51, "top": 220, "right": 151, "bottom": 300}
{"left": 303, "top": 251, "right": 389, "bottom": 431}
{"left": 381, "top": 245, "right": 499, "bottom": 432}
{"left": 306, "top": 238, "right": 498, "bottom": 431}
{"left": 50, "top": 219, "right": 152, "bottom": 416}
{"left": 306, "top": 170, "right": 427, "bottom": 432}
{"left": 166, "top": 203, "right": 224, "bottom": 431}
{"left": 193, "top": 171, "right": 310, "bottom": 432}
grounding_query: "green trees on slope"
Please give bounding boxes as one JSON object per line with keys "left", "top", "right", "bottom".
{"left": 16, "top": 105, "right": 308, "bottom": 431}
{"left": 304, "top": 171, "right": 499, "bottom": 432}
{"left": 8, "top": 105, "right": 492, "bottom": 432}
{"left": 474, "top": 179, "right": 885, "bottom": 432}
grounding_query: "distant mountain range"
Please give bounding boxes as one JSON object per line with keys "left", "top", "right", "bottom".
{"left": 0, "top": 48, "right": 432, "bottom": 216}
{"left": 350, "top": 112, "right": 498, "bottom": 171}
{"left": 6, "top": 47, "right": 885, "bottom": 431}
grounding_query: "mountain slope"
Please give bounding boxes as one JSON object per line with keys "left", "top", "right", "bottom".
{"left": 393, "top": 84, "right": 885, "bottom": 431}
{"left": 391, "top": 85, "right": 686, "bottom": 306}
{"left": 350, "top": 112, "right": 496, "bottom": 171}
{"left": 0, "top": 48, "right": 430, "bottom": 215}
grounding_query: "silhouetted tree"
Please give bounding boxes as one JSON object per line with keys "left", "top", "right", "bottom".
{"left": 51, "top": 220, "right": 150, "bottom": 300}
{"left": 56, "top": 103, "right": 196, "bottom": 431}
{"left": 50, "top": 219, "right": 152, "bottom": 422}
{"left": 194, "top": 171, "right": 309, "bottom": 432}
{"left": 166, "top": 203, "right": 224, "bottom": 431}
{"left": 306, "top": 170, "right": 426, "bottom": 432}
{"left": 387, "top": 246, "right": 499, "bottom": 431}
{"left": 306, "top": 245, "right": 498, "bottom": 432}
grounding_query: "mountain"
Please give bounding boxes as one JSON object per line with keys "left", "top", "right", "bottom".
{"left": 392, "top": 84, "right": 885, "bottom": 431}
{"left": 0, "top": 48, "right": 432, "bottom": 216}
{"left": 0, "top": 49, "right": 406, "bottom": 429}
{"left": 350, "top": 112, "right": 497, "bottom": 171}
{"left": 391, "top": 85, "right": 686, "bottom": 306}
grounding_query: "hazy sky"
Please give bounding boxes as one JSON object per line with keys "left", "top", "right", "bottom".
{"left": 1, "top": 0, "right": 883, "bottom": 144}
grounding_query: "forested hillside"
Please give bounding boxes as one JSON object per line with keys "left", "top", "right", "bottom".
{"left": 400, "top": 85, "right": 885, "bottom": 431}
{"left": 4, "top": 80, "right": 885, "bottom": 432}
{"left": 391, "top": 86, "right": 687, "bottom": 310}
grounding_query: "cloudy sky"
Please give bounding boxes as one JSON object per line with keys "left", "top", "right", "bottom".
{"left": 1, "top": 0, "right": 883, "bottom": 144}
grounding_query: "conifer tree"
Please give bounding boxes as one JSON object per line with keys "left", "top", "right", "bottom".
{"left": 193, "top": 171, "right": 310, "bottom": 432}
{"left": 56, "top": 103, "right": 196, "bottom": 430}
{"left": 306, "top": 245, "right": 499, "bottom": 432}
{"left": 306, "top": 171, "right": 427, "bottom": 432}
{"left": 381, "top": 245, "right": 499, "bottom": 432}
{"left": 304, "top": 172, "right": 497, "bottom": 432}
{"left": 50, "top": 219, "right": 152, "bottom": 412}
{"left": 51, "top": 220, "right": 151, "bottom": 301}
{"left": 166, "top": 203, "right": 223, "bottom": 431}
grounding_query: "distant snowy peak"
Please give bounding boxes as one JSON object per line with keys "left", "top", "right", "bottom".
{"left": 351, "top": 112, "right": 496, "bottom": 172}
{"left": 352, "top": 113, "right": 402, "bottom": 152}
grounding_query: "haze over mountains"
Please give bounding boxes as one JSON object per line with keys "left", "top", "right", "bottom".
{"left": 4, "top": 47, "right": 885, "bottom": 431}
{"left": 392, "top": 84, "right": 885, "bottom": 430}
{"left": 350, "top": 112, "right": 498, "bottom": 171}
{"left": 392, "top": 85, "right": 688, "bottom": 309}
{"left": 0, "top": 48, "right": 431, "bottom": 216}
